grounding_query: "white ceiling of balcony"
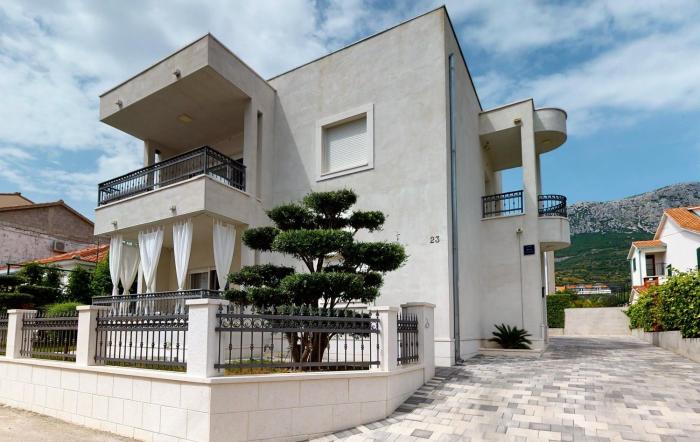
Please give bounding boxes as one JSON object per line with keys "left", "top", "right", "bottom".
{"left": 101, "top": 66, "right": 248, "bottom": 151}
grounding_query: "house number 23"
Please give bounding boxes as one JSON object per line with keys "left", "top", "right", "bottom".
{"left": 430, "top": 235, "right": 440, "bottom": 244}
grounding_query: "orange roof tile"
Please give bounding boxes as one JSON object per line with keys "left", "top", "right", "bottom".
{"left": 31, "top": 244, "right": 109, "bottom": 265}
{"left": 664, "top": 207, "right": 700, "bottom": 235}
{"left": 631, "top": 240, "right": 666, "bottom": 249}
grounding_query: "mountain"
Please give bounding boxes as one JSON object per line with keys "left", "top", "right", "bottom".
{"left": 568, "top": 182, "right": 700, "bottom": 235}
{"left": 555, "top": 182, "right": 700, "bottom": 287}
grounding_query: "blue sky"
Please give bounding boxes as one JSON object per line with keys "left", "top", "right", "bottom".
{"left": 1, "top": 1, "right": 699, "bottom": 218}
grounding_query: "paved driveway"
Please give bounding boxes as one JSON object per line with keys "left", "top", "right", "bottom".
{"left": 316, "top": 337, "right": 700, "bottom": 442}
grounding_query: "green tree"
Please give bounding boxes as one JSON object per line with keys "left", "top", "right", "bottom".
{"left": 89, "top": 255, "right": 113, "bottom": 297}
{"left": 65, "top": 266, "right": 93, "bottom": 304}
{"left": 43, "top": 266, "right": 63, "bottom": 289}
{"left": 227, "top": 189, "right": 406, "bottom": 363}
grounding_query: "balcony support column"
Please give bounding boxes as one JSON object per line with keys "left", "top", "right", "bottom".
{"left": 243, "top": 99, "right": 258, "bottom": 197}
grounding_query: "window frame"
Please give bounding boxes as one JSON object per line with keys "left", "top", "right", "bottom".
{"left": 316, "top": 103, "right": 374, "bottom": 181}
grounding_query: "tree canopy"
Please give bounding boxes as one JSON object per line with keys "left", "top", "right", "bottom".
{"left": 226, "top": 189, "right": 406, "bottom": 310}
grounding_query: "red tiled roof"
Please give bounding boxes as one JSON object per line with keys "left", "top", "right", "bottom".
{"left": 31, "top": 244, "right": 109, "bottom": 265}
{"left": 631, "top": 240, "right": 666, "bottom": 249}
{"left": 664, "top": 207, "right": 700, "bottom": 235}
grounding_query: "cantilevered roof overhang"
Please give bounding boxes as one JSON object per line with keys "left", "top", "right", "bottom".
{"left": 99, "top": 34, "right": 274, "bottom": 151}
{"left": 478, "top": 99, "right": 567, "bottom": 171}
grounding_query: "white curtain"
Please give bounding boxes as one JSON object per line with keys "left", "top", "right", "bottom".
{"left": 172, "top": 219, "right": 193, "bottom": 291}
{"left": 213, "top": 220, "right": 236, "bottom": 291}
{"left": 109, "top": 235, "right": 123, "bottom": 298}
{"left": 138, "top": 227, "right": 164, "bottom": 293}
{"left": 120, "top": 245, "right": 140, "bottom": 295}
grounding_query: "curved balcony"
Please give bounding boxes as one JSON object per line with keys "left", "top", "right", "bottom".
{"left": 538, "top": 194, "right": 567, "bottom": 217}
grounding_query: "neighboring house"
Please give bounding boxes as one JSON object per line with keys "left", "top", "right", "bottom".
{"left": 555, "top": 284, "right": 612, "bottom": 296}
{"left": 93, "top": 7, "right": 570, "bottom": 365}
{"left": 31, "top": 244, "right": 109, "bottom": 285}
{"left": 0, "top": 194, "right": 96, "bottom": 265}
{"left": 628, "top": 207, "right": 700, "bottom": 289}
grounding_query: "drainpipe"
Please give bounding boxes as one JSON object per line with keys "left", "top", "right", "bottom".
{"left": 448, "top": 53, "right": 460, "bottom": 363}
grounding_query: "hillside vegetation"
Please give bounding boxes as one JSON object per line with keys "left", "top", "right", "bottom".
{"left": 556, "top": 182, "right": 700, "bottom": 286}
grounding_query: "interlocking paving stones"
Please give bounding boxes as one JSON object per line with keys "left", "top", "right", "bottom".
{"left": 313, "top": 337, "right": 700, "bottom": 442}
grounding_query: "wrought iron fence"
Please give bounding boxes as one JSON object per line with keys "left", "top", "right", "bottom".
{"left": 482, "top": 190, "right": 524, "bottom": 218}
{"left": 20, "top": 312, "right": 78, "bottom": 361}
{"left": 92, "top": 289, "right": 222, "bottom": 315}
{"left": 97, "top": 146, "right": 246, "bottom": 205}
{"left": 94, "top": 311, "right": 188, "bottom": 371}
{"left": 538, "top": 194, "right": 567, "bottom": 217}
{"left": 397, "top": 313, "right": 419, "bottom": 366}
{"left": 215, "top": 306, "right": 380, "bottom": 373}
{"left": 0, "top": 313, "right": 7, "bottom": 356}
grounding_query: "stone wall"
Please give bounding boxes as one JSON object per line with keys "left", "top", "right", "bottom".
{"left": 632, "top": 329, "right": 700, "bottom": 363}
{"left": 564, "top": 307, "right": 630, "bottom": 336}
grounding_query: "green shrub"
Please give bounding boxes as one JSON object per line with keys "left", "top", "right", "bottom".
{"left": 489, "top": 324, "right": 532, "bottom": 349}
{"left": 45, "top": 302, "right": 80, "bottom": 316}
{"left": 43, "top": 266, "right": 63, "bottom": 289}
{"left": 0, "top": 274, "right": 25, "bottom": 290}
{"left": 657, "top": 271, "right": 700, "bottom": 337}
{"left": 546, "top": 293, "right": 572, "bottom": 328}
{"left": 0, "top": 292, "right": 34, "bottom": 309}
{"left": 65, "top": 266, "right": 93, "bottom": 304}
{"left": 16, "top": 285, "right": 60, "bottom": 306}
{"left": 626, "top": 289, "right": 659, "bottom": 331}
{"left": 18, "top": 262, "right": 44, "bottom": 285}
{"left": 89, "top": 256, "right": 112, "bottom": 297}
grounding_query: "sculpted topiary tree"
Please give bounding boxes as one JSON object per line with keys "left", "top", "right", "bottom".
{"left": 226, "top": 189, "right": 406, "bottom": 364}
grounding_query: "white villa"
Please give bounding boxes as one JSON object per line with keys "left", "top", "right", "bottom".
{"left": 94, "top": 7, "right": 570, "bottom": 366}
{"left": 628, "top": 207, "right": 700, "bottom": 289}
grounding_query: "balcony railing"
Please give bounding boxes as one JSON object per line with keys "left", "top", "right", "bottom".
{"left": 482, "top": 191, "right": 568, "bottom": 218}
{"left": 97, "top": 146, "right": 245, "bottom": 206}
{"left": 538, "top": 194, "right": 567, "bottom": 217}
{"left": 646, "top": 262, "right": 667, "bottom": 277}
{"left": 482, "top": 190, "right": 524, "bottom": 218}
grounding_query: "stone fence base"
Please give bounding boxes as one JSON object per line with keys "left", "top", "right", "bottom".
{"left": 631, "top": 329, "right": 700, "bottom": 363}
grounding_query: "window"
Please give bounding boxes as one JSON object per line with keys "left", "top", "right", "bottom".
{"left": 189, "top": 270, "right": 219, "bottom": 290}
{"left": 316, "top": 104, "right": 374, "bottom": 180}
{"left": 632, "top": 258, "right": 636, "bottom": 272}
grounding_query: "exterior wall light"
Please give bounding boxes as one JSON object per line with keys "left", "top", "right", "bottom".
{"left": 177, "top": 114, "right": 193, "bottom": 124}
{"left": 513, "top": 118, "right": 522, "bottom": 125}
{"left": 115, "top": 99, "right": 123, "bottom": 109}
{"left": 173, "top": 69, "right": 181, "bottom": 79}
{"left": 111, "top": 220, "right": 118, "bottom": 227}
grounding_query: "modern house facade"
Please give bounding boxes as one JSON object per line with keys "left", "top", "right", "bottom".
{"left": 628, "top": 207, "right": 700, "bottom": 289}
{"left": 93, "top": 7, "right": 570, "bottom": 366}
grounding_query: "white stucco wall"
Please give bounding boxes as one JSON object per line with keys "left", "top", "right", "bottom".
{"left": 269, "top": 10, "right": 454, "bottom": 364}
{"left": 659, "top": 220, "right": 700, "bottom": 273}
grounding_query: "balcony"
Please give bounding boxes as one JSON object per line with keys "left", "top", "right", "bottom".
{"left": 481, "top": 191, "right": 568, "bottom": 219}
{"left": 98, "top": 146, "right": 245, "bottom": 206}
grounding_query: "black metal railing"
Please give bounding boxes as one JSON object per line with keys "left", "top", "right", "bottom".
{"left": 482, "top": 190, "right": 524, "bottom": 218}
{"left": 94, "top": 311, "right": 188, "bottom": 371}
{"left": 0, "top": 313, "right": 7, "bottom": 356}
{"left": 97, "top": 146, "right": 246, "bottom": 205}
{"left": 538, "top": 194, "right": 567, "bottom": 217}
{"left": 215, "top": 306, "right": 380, "bottom": 373}
{"left": 20, "top": 312, "right": 78, "bottom": 361}
{"left": 92, "top": 289, "right": 223, "bottom": 315}
{"left": 397, "top": 313, "right": 419, "bottom": 366}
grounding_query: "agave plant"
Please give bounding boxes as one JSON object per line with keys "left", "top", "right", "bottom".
{"left": 489, "top": 324, "right": 532, "bottom": 349}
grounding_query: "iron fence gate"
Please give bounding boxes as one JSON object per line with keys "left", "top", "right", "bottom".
{"left": 20, "top": 312, "right": 78, "bottom": 361}
{"left": 94, "top": 311, "right": 188, "bottom": 371}
{"left": 215, "top": 306, "right": 381, "bottom": 373}
{"left": 397, "top": 312, "right": 419, "bottom": 365}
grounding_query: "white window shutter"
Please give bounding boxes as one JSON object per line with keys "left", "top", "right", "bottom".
{"left": 323, "top": 117, "right": 368, "bottom": 173}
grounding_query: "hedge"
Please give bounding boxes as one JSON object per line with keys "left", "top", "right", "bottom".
{"left": 627, "top": 271, "right": 700, "bottom": 338}
{"left": 546, "top": 293, "right": 573, "bottom": 328}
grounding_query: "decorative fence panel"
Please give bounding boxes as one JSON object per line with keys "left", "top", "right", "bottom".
{"left": 215, "top": 306, "right": 380, "bottom": 373}
{"left": 94, "top": 311, "right": 188, "bottom": 371}
{"left": 20, "top": 312, "right": 78, "bottom": 361}
{"left": 0, "top": 313, "right": 7, "bottom": 356}
{"left": 397, "top": 312, "right": 419, "bottom": 366}
{"left": 92, "top": 289, "right": 221, "bottom": 315}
